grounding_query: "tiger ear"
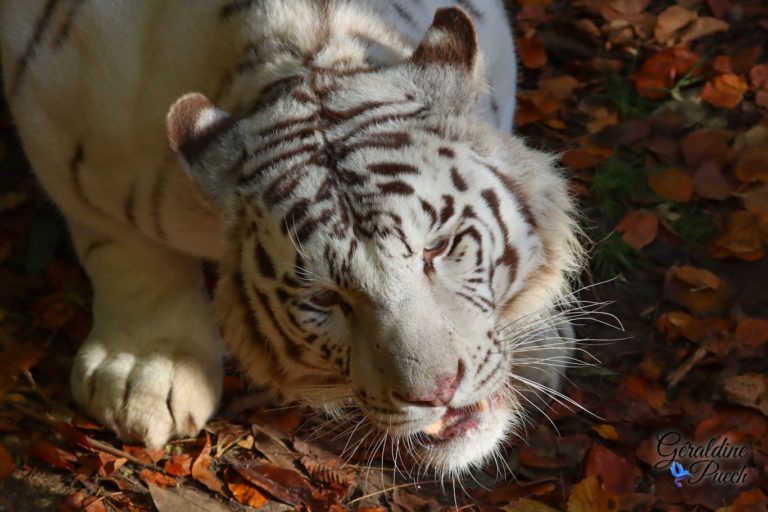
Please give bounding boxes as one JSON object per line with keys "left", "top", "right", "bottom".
{"left": 166, "top": 93, "right": 242, "bottom": 208}
{"left": 407, "top": 7, "right": 484, "bottom": 112}
{"left": 410, "top": 7, "right": 479, "bottom": 71}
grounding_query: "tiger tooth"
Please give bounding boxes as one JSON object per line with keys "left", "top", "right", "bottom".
{"left": 477, "top": 399, "right": 490, "bottom": 412}
{"left": 424, "top": 418, "right": 444, "bottom": 435}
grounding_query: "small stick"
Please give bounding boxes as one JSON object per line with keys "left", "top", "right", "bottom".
{"left": 666, "top": 346, "right": 707, "bottom": 388}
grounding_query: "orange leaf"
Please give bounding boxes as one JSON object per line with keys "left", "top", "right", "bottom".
{"left": 562, "top": 149, "right": 597, "bottom": 170}
{"left": 164, "top": 454, "right": 192, "bottom": 477}
{"left": 734, "top": 318, "right": 768, "bottom": 347}
{"left": 616, "top": 210, "right": 658, "bottom": 249}
{"left": 517, "top": 33, "right": 547, "bottom": 69}
{"left": 592, "top": 424, "right": 620, "bottom": 441}
{"left": 693, "top": 161, "right": 732, "bottom": 200}
{"left": 741, "top": 184, "right": 768, "bottom": 216}
{"left": 680, "top": 317, "right": 732, "bottom": 343}
{"left": 734, "top": 147, "right": 768, "bottom": 183}
{"left": 585, "top": 444, "right": 639, "bottom": 495}
{"left": 671, "top": 265, "right": 720, "bottom": 290}
{"left": 712, "top": 211, "right": 765, "bottom": 260}
{"left": 228, "top": 482, "right": 268, "bottom": 508}
{"left": 515, "top": 91, "right": 560, "bottom": 126}
{"left": 654, "top": 5, "right": 697, "bottom": 44}
{"left": 648, "top": 168, "right": 695, "bottom": 203}
{"left": 701, "top": 74, "right": 748, "bottom": 109}
{"left": 192, "top": 433, "right": 224, "bottom": 494}
{"left": 632, "top": 48, "right": 700, "bottom": 99}
{"left": 0, "top": 441, "right": 15, "bottom": 480}
{"left": 680, "top": 129, "right": 729, "bottom": 168}
{"left": 656, "top": 311, "right": 693, "bottom": 340}
{"left": 722, "top": 374, "right": 768, "bottom": 416}
{"left": 566, "top": 476, "right": 619, "bottom": 512}
{"left": 28, "top": 439, "right": 76, "bottom": 471}
{"left": 622, "top": 374, "right": 665, "bottom": 410}
{"left": 139, "top": 469, "right": 178, "bottom": 488}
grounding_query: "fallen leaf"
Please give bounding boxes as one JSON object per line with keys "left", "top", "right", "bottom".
{"left": 504, "top": 498, "right": 561, "bottom": 512}
{"left": 164, "top": 454, "right": 193, "bottom": 477}
{"left": 715, "top": 489, "right": 768, "bottom": 512}
{"left": 722, "top": 374, "right": 768, "bottom": 416}
{"left": 694, "top": 408, "right": 768, "bottom": 442}
{"left": 663, "top": 268, "right": 733, "bottom": 316}
{"left": 539, "top": 75, "right": 579, "bottom": 100}
{"left": 233, "top": 460, "right": 315, "bottom": 507}
{"left": 192, "top": 433, "right": 224, "bottom": 494}
{"left": 228, "top": 481, "right": 268, "bottom": 508}
{"left": 712, "top": 211, "right": 765, "bottom": 260}
{"left": 567, "top": 476, "right": 619, "bottom": 512}
{"left": 648, "top": 168, "right": 695, "bottom": 203}
{"left": 622, "top": 374, "right": 666, "bottom": 410}
{"left": 740, "top": 184, "right": 768, "bottom": 216}
{"left": 148, "top": 484, "right": 231, "bottom": 512}
{"left": 694, "top": 161, "right": 732, "bottom": 200}
{"left": 140, "top": 469, "right": 178, "bottom": 488}
{"left": 679, "top": 16, "right": 730, "bottom": 44}
{"left": 734, "top": 147, "right": 768, "bottom": 183}
{"left": 654, "top": 5, "right": 697, "bottom": 44}
{"left": 515, "top": 91, "right": 560, "bottom": 126}
{"left": 632, "top": 48, "right": 700, "bottom": 99}
{"left": 28, "top": 439, "right": 76, "bottom": 471}
{"left": 734, "top": 318, "right": 768, "bottom": 347}
{"left": 517, "top": 33, "right": 547, "bottom": 69}
{"left": 0, "top": 441, "right": 14, "bottom": 480}
{"left": 616, "top": 210, "right": 658, "bottom": 249}
{"left": 671, "top": 265, "right": 720, "bottom": 290}
{"left": 656, "top": 311, "right": 693, "bottom": 340}
{"left": 585, "top": 444, "right": 639, "bottom": 495}
{"left": 680, "top": 129, "right": 730, "bottom": 168}
{"left": 562, "top": 149, "right": 598, "bottom": 170}
{"left": 701, "top": 74, "right": 748, "bottom": 109}
{"left": 592, "top": 424, "right": 620, "bottom": 441}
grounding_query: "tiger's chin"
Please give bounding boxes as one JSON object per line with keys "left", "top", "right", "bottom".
{"left": 412, "top": 392, "right": 520, "bottom": 476}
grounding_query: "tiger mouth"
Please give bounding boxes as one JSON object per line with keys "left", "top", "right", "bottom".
{"left": 421, "top": 391, "right": 504, "bottom": 442}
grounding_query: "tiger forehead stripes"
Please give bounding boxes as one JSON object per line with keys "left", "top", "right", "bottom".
{"left": 2, "top": 0, "right": 582, "bottom": 475}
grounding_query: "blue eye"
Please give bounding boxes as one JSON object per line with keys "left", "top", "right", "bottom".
{"left": 310, "top": 288, "right": 343, "bottom": 308}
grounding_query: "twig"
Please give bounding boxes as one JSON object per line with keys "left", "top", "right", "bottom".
{"left": 8, "top": 401, "right": 157, "bottom": 468}
{"left": 347, "top": 480, "right": 439, "bottom": 504}
{"left": 666, "top": 346, "right": 707, "bottom": 388}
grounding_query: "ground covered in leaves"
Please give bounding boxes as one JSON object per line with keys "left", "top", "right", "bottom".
{"left": 1, "top": 0, "right": 768, "bottom": 510}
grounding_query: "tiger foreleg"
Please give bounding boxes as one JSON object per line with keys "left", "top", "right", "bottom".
{"left": 68, "top": 219, "right": 223, "bottom": 448}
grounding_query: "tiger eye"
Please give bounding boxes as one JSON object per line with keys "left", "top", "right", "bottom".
{"left": 311, "top": 288, "right": 344, "bottom": 308}
{"left": 424, "top": 238, "right": 450, "bottom": 269}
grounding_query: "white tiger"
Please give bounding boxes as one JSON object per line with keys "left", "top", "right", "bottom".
{"left": 0, "top": 0, "right": 582, "bottom": 475}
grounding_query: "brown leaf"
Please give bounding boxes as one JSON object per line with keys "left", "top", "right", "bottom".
{"left": 701, "top": 74, "right": 748, "bottom": 109}
{"left": 679, "top": 16, "right": 729, "bottom": 44}
{"left": 517, "top": 33, "right": 547, "bottom": 69}
{"left": 233, "top": 460, "right": 315, "bottom": 507}
{"left": 694, "top": 408, "right": 768, "bottom": 442}
{"left": 663, "top": 267, "right": 733, "bottom": 316}
{"left": 28, "top": 439, "right": 76, "bottom": 471}
{"left": 712, "top": 211, "right": 765, "bottom": 260}
{"left": 562, "top": 149, "right": 598, "bottom": 170}
{"left": 654, "top": 5, "right": 697, "bottom": 44}
{"left": 0, "top": 441, "right": 15, "bottom": 480}
{"left": 192, "top": 433, "right": 224, "bottom": 494}
{"left": 734, "top": 318, "right": 768, "bottom": 347}
{"left": 566, "top": 476, "right": 619, "bottom": 512}
{"left": 33, "top": 294, "right": 77, "bottom": 330}
{"left": 648, "top": 168, "right": 695, "bottom": 203}
{"left": 734, "top": 147, "right": 768, "bottom": 183}
{"left": 592, "top": 424, "right": 620, "bottom": 441}
{"left": 622, "top": 374, "right": 665, "bottom": 410}
{"left": 716, "top": 489, "right": 768, "bottom": 512}
{"left": 515, "top": 91, "right": 560, "bottom": 126}
{"left": 139, "top": 469, "right": 178, "bottom": 488}
{"left": 632, "top": 48, "right": 700, "bottom": 99}
{"left": 680, "top": 129, "right": 729, "bottom": 168}
{"left": 740, "top": 184, "right": 768, "bottom": 216}
{"left": 539, "top": 75, "right": 579, "bottom": 100}
{"left": 227, "top": 482, "right": 268, "bottom": 508}
{"left": 722, "top": 374, "right": 768, "bottom": 416}
{"left": 656, "top": 311, "right": 693, "bottom": 340}
{"left": 164, "top": 454, "right": 193, "bottom": 477}
{"left": 671, "top": 265, "right": 720, "bottom": 290}
{"left": 694, "top": 161, "right": 732, "bottom": 200}
{"left": 505, "top": 498, "right": 561, "bottom": 512}
{"left": 616, "top": 210, "right": 658, "bottom": 249}
{"left": 585, "top": 444, "right": 639, "bottom": 495}
{"left": 148, "top": 484, "right": 231, "bottom": 512}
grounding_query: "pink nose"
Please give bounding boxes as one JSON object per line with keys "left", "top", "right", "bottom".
{"left": 394, "top": 360, "right": 465, "bottom": 407}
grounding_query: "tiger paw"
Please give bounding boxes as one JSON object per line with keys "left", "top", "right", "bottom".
{"left": 70, "top": 335, "right": 222, "bottom": 448}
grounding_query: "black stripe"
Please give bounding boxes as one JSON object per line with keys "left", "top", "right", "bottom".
{"left": 10, "top": 0, "right": 61, "bottom": 97}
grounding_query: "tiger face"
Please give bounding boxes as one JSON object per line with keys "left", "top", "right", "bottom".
{"left": 167, "top": 8, "right": 581, "bottom": 475}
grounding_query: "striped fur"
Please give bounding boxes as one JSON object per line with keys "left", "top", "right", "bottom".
{"left": 1, "top": 0, "right": 582, "bottom": 474}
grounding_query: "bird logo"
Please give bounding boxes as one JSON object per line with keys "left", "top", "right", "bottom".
{"left": 670, "top": 461, "right": 693, "bottom": 487}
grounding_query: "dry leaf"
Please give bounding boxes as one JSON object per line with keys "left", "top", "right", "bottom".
{"left": 740, "top": 184, "right": 768, "bottom": 217}
{"left": 517, "top": 33, "right": 547, "bottom": 69}
{"left": 585, "top": 444, "right": 639, "bottom": 495}
{"left": 616, "top": 210, "right": 658, "bottom": 249}
{"left": 722, "top": 374, "right": 768, "bottom": 416}
{"left": 701, "top": 74, "right": 748, "bottom": 109}
{"left": 164, "top": 454, "right": 193, "bottom": 477}
{"left": 227, "top": 482, "right": 268, "bottom": 508}
{"left": 632, "top": 48, "right": 700, "bottom": 99}
{"left": 148, "top": 484, "right": 231, "bottom": 512}
{"left": 680, "top": 129, "right": 729, "bottom": 168}
{"left": 28, "top": 439, "right": 76, "bottom": 471}
{"left": 734, "top": 147, "right": 768, "bottom": 183}
{"left": 656, "top": 311, "right": 693, "bottom": 340}
{"left": 192, "top": 433, "right": 224, "bottom": 494}
{"left": 140, "top": 469, "right": 178, "bottom": 488}
{"left": 671, "top": 265, "right": 720, "bottom": 290}
{"left": 734, "top": 318, "right": 768, "bottom": 347}
{"left": 539, "top": 75, "right": 579, "bottom": 100}
{"left": 515, "top": 91, "right": 560, "bottom": 126}
{"left": 505, "top": 498, "right": 561, "bottom": 512}
{"left": 648, "top": 168, "right": 695, "bottom": 203}
{"left": 567, "top": 476, "right": 619, "bottom": 512}
{"left": 712, "top": 211, "right": 765, "bottom": 260}
{"left": 233, "top": 460, "right": 314, "bottom": 506}
{"left": 0, "top": 441, "right": 14, "bottom": 480}
{"left": 592, "top": 424, "right": 620, "bottom": 441}
{"left": 694, "top": 161, "right": 732, "bottom": 200}
{"left": 622, "top": 374, "right": 666, "bottom": 410}
{"left": 654, "top": 5, "right": 697, "bottom": 44}
{"left": 679, "top": 17, "right": 729, "bottom": 44}
{"left": 663, "top": 269, "right": 732, "bottom": 316}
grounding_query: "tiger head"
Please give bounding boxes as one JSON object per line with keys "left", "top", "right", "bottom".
{"left": 166, "top": 7, "right": 582, "bottom": 475}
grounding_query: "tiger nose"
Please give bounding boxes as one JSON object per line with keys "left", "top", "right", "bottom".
{"left": 393, "top": 359, "right": 465, "bottom": 407}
